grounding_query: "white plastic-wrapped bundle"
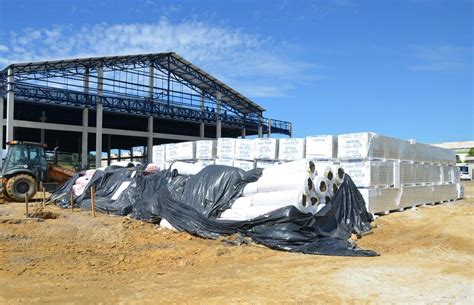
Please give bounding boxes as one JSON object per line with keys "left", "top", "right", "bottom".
{"left": 170, "top": 161, "right": 204, "bottom": 176}
{"left": 313, "top": 162, "right": 335, "bottom": 182}
{"left": 231, "top": 196, "right": 253, "bottom": 209}
{"left": 256, "top": 160, "right": 279, "bottom": 169}
{"left": 76, "top": 176, "right": 89, "bottom": 187}
{"left": 241, "top": 182, "right": 258, "bottom": 197}
{"left": 305, "top": 135, "right": 337, "bottom": 159}
{"left": 254, "top": 138, "right": 279, "bottom": 160}
{"left": 451, "top": 166, "right": 460, "bottom": 183}
{"left": 175, "top": 141, "right": 196, "bottom": 160}
{"left": 160, "top": 218, "right": 178, "bottom": 231}
{"left": 331, "top": 164, "right": 345, "bottom": 185}
{"left": 234, "top": 139, "right": 255, "bottom": 160}
{"left": 72, "top": 184, "right": 85, "bottom": 196}
{"left": 262, "top": 159, "right": 317, "bottom": 179}
{"left": 144, "top": 163, "right": 160, "bottom": 174}
{"left": 195, "top": 159, "right": 215, "bottom": 166}
{"left": 456, "top": 183, "right": 464, "bottom": 199}
{"left": 431, "top": 184, "right": 457, "bottom": 202}
{"left": 250, "top": 189, "right": 318, "bottom": 212}
{"left": 84, "top": 169, "right": 96, "bottom": 179}
{"left": 152, "top": 145, "right": 166, "bottom": 163}
{"left": 399, "top": 186, "right": 432, "bottom": 208}
{"left": 312, "top": 176, "right": 329, "bottom": 197}
{"left": 165, "top": 143, "right": 178, "bottom": 162}
{"left": 341, "top": 161, "right": 394, "bottom": 188}
{"left": 215, "top": 159, "right": 234, "bottom": 166}
{"left": 217, "top": 138, "right": 236, "bottom": 159}
{"left": 195, "top": 140, "right": 217, "bottom": 160}
{"left": 110, "top": 161, "right": 135, "bottom": 167}
{"left": 328, "top": 181, "right": 339, "bottom": 197}
{"left": 359, "top": 188, "right": 402, "bottom": 214}
{"left": 338, "top": 132, "right": 402, "bottom": 160}
{"left": 278, "top": 138, "right": 306, "bottom": 161}
{"left": 399, "top": 140, "right": 416, "bottom": 161}
{"left": 219, "top": 205, "right": 289, "bottom": 221}
{"left": 256, "top": 172, "right": 315, "bottom": 194}
{"left": 440, "top": 165, "right": 451, "bottom": 184}
{"left": 233, "top": 160, "right": 255, "bottom": 171}
{"left": 416, "top": 164, "right": 442, "bottom": 184}
{"left": 400, "top": 163, "right": 418, "bottom": 185}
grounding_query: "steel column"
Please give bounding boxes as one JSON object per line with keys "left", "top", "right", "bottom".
{"left": 258, "top": 116, "right": 263, "bottom": 138}
{"left": 200, "top": 90, "right": 205, "bottom": 138}
{"left": 149, "top": 64, "right": 154, "bottom": 98}
{"left": 267, "top": 118, "right": 272, "bottom": 138}
{"left": 216, "top": 92, "right": 222, "bottom": 139}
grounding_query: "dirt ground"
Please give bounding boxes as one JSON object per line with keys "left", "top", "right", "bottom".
{"left": 1, "top": 183, "right": 473, "bottom": 304}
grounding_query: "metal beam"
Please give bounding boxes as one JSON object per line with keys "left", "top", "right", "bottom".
{"left": 8, "top": 120, "right": 208, "bottom": 141}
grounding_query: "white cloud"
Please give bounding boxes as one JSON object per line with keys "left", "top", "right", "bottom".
{"left": 0, "top": 45, "right": 8, "bottom": 52}
{"left": 0, "top": 19, "right": 320, "bottom": 98}
{"left": 408, "top": 45, "right": 472, "bottom": 72}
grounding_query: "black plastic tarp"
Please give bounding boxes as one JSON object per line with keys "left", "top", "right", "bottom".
{"left": 49, "top": 164, "right": 377, "bottom": 256}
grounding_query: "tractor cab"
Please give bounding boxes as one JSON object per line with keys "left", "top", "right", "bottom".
{"left": 1, "top": 141, "right": 48, "bottom": 181}
{"left": 0, "top": 141, "right": 48, "bottom": 201}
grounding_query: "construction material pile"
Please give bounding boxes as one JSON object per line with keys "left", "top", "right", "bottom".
{"left": 220, "top": 160, "right": 345, "bottom": 220}
{"left": 152, "top": 132, "right": 460, "bottom": 214}
{"left": 48, "top": 162, "right": 376, "bottom": 257}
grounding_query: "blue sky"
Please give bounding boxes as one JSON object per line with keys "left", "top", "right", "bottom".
{"left": 0, "top": 0, "right": 472, "bottom": 143}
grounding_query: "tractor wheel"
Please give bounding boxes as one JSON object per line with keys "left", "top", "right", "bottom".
{"left": 5, "top": 174, "right": 37, "bottom": 202}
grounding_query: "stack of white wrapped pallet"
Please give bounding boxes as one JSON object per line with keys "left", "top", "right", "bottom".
{"left": 234, "top": 139, "right": 256, "bottom": 171}
{"left": 216, "top": 138, "right": 236, "bottom": 167}
{"left": 338, "top": 132, "right": 458, "bottom": 214}
{"left": 195, "top": 140, "right": 216, "bottom": 166}
{"left": 152, "top": 145, "right": 166, "bottom": 170}
{"left": 219, "top": 159, "right": 345, "bottom": 221}
{"left": 254, "top": 138, "right": 280, "bottom": 169}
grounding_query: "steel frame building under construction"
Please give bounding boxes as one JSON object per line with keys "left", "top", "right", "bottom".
{"left": 0, "top": 52, "right": 292, "bottom": 168}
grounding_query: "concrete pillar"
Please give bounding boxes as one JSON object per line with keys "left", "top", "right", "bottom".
{"left": 258, "top": 116, "right": 263, "bottom": 138}
{"left": 149, "top": 64, "right": 154, "bottom": 98}
{"left": 216, "top": 92, "right": 222, "bottom": 139}
{"left": 107, "top": 134, "right": 112, "bottom": 166}
{"left": 0, "top": 98, "right": 3, "bottom": 165}
{"left": 147, "top": 116, "right": 153, "bottom": 163}
{"left": 118, "top": 149, "right": 122, "bottom": 161}
{"left": 95, "top": 65, "right": 104, "bottom": 168}
{"left": 40, "top": 111, "right": 46, "bottom": 145}
{"left": 6, "top": 67, "right": 14, "bottom": 143}
{"left": 289, "top": 123, "right": 293, "bottom": 138}
{"left": 199, "top": 90, "right": 205, "bottom": 138}
{"left": 81, "top": 108, "right": 89, "bottom": 168}
{"left": 130, "top": 148, "right": 134, "bottom": 162}
{"left": 241, "top": 128, "right": 246, "bottom": 139}
{"left": 81, "top": 69, "right": 90, "bottom": 168}
{"left": 267, "top": 118, "right": 272, "bottom": 138}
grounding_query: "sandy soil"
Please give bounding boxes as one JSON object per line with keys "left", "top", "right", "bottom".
{"left": 0, "top": 182, "right": 473, "bottom": 304}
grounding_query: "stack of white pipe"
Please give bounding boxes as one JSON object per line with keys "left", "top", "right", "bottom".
{"left": 219, "top": 159, "right": 346, "bottom": 221}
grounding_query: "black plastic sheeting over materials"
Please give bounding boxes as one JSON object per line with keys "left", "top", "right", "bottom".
{"left": 48, "top": 165, "right": 377, "bottom": 257}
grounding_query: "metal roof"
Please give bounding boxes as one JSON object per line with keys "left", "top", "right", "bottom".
{"left": 0, "top": 52, "right": 265, "bottom": 114}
